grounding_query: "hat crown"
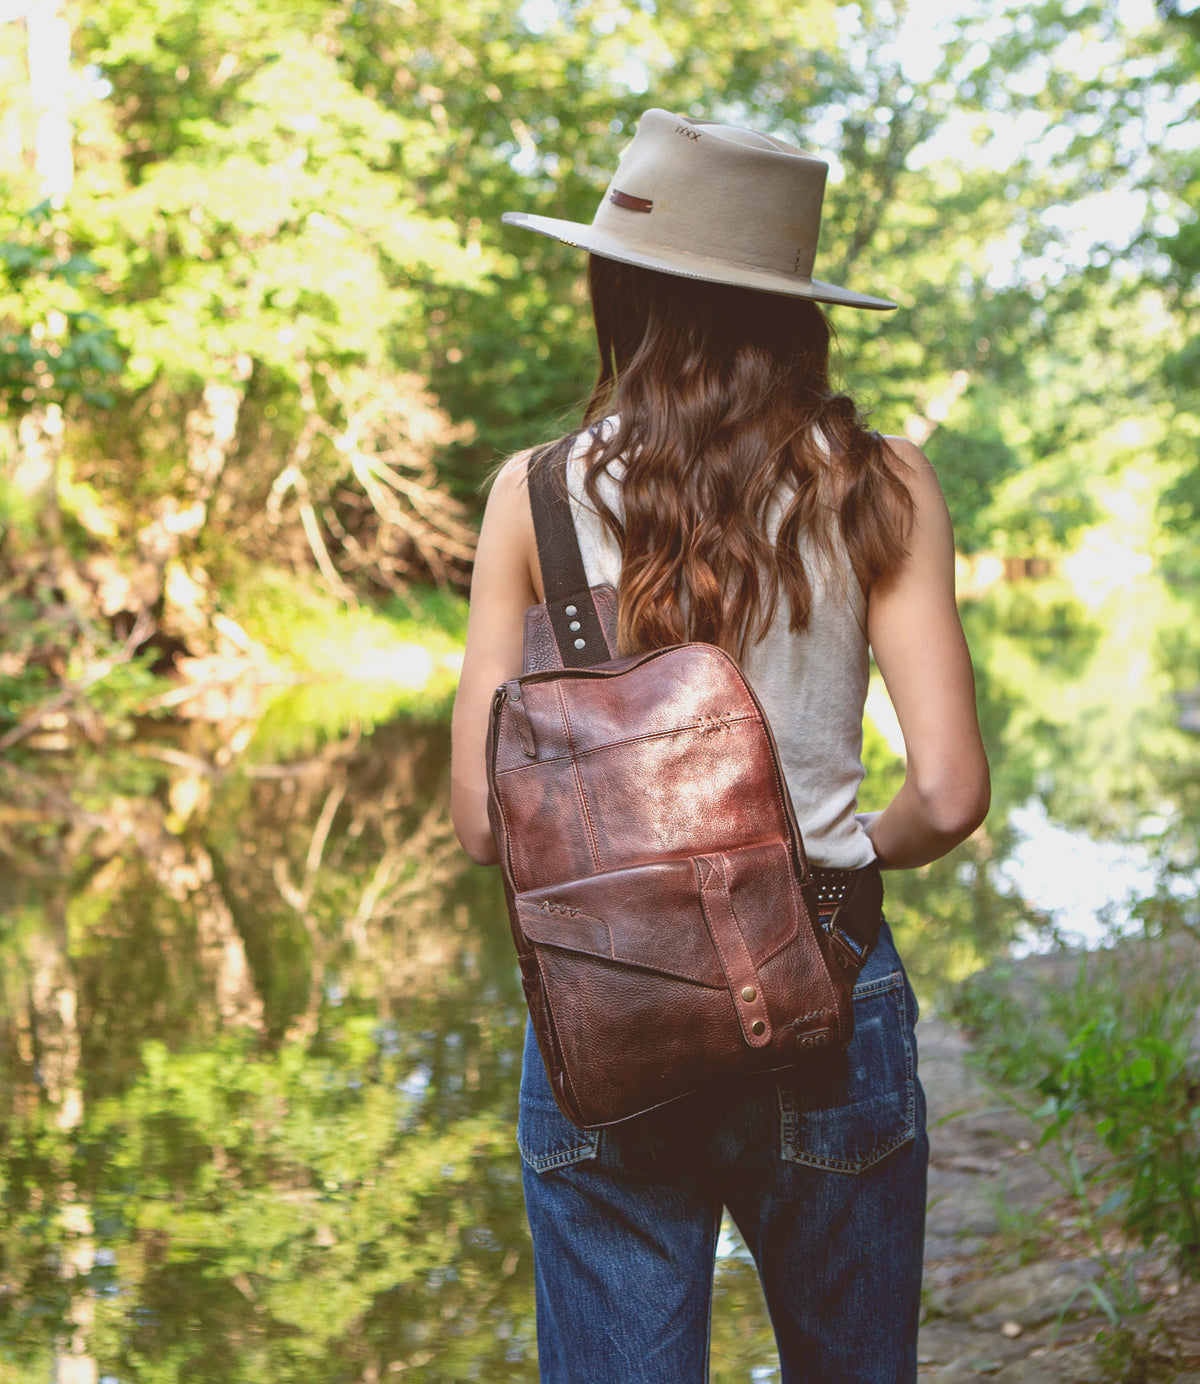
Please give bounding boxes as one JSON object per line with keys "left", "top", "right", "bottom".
{"left": 500, "top": 107, "right": 896, "bottom": 310}
{"left": 696, "top": 123, "right": 793, "bottom": 154}
{"left": 593, "top": 109, "right": 828, "bottom": 280}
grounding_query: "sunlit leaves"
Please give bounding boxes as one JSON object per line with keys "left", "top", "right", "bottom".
{"left": 0, "top": 203, "right": 121, "bottom": 411}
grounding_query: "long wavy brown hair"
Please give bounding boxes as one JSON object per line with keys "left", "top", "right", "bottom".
{"left": 532, "top": 255, "right": 913, "bottom": 659}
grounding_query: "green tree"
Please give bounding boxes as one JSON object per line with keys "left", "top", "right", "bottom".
{"left": 1, "top": 0, "right": 1195, "bottom": 744}
{"left": 1154, "top": 0, "right": 1200, "bottom": 558}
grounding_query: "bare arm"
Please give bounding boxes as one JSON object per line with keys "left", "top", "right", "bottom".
{"left": 862, "top": 438, "right": 990, "bottom": 869}
{"left": 450, "top": 455, "right": 540, "bottom": 865}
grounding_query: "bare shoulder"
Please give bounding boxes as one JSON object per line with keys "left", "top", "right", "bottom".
{"left": 880, "top": 435, "right": 951, "bottom": 511}
{"left": 475, "top": 445, "right": 543, "bottom": 601}
{"left": 483, "top": 449, "right": 541, "bottom": 533}
{"left": 491, "top": 446, "right": 537, "bottom": 491}
{"left": 880, "top": 435, "right": 937, "bottom": 481}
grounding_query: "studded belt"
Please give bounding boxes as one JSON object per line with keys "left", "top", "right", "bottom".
{"left": 809, "top": 862, "right": 884, "bottom": 967}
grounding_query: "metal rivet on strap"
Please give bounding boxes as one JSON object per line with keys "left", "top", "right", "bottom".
{"left": 569, "top": 620, "right": 581, "bottom": 631}
{"left": 751, "top": 1020, "right": 766, "bottom": 1036}
{"left": 573, "top": 638, "right": 586, "bottom": 650}
{"left": 741, "top": 986, "right": 757, "bottom": 1003}
{"left": 565, "top": 604, "right": 577, "bottom": 616}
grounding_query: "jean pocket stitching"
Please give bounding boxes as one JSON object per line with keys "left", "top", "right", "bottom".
{"left": 777, "top": 977, "right": 916, "bottom": 1175}
{"left": 851, "top": 968, "right": 904, "bottom": 999}
{"left": 780, "top": 1123, "right": 916, "bottom": 1176}
{"left": 517, "top": 1124, "right": 601, "bottom": 1174}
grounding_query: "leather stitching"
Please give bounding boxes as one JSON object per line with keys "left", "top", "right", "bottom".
{"left": 557, "top": 681, "right": 603, "bottom": 873}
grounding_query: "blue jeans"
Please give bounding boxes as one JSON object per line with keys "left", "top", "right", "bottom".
{"left": 518, "top": 922, "right": 927, "bottom": 1383}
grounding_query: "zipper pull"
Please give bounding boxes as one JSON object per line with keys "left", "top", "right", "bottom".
{"left": 504, "top": 680, "right": 537, "bottom": 758}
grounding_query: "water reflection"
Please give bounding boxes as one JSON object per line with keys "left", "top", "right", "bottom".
{"left": 1, "top": 575, "right": 1198, "bottom": 1380}
{"left": 2, "top": 725, "right": 535, "bottom": 1382}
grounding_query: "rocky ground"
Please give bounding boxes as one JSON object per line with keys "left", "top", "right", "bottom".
{"left": 916, "top": 1017, "right": 1200, "bottom": 1383}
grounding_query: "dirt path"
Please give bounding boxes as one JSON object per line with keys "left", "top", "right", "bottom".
{"left": 916, "top": 1017, "right": 1200, "bottom": 1383}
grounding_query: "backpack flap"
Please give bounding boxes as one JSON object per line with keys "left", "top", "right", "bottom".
{"left": 509, "top": 841, "right": 848, "bottom": 1128}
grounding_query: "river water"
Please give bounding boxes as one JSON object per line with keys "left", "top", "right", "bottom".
{"left": 1, "top": 573, "right": 1197, "bottom": 1382}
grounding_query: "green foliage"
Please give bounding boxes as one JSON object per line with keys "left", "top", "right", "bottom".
{"left": 1036, "top": 1019, "right": 1200, "bottom": 1272}
{"left": 0, "top": 707, "right": 538, "bottom": 1380}
{"left": 925, "top": 417, "right": 1023, "bottom": 554}
{"left": 0, "top": 201, "right": 121, "bottom": 411}
{"left": 0, "top": 591, "right": 165, "bottom": 740}
{"left": 959, "top": 573, "right": 1200, "bottom": 842}
{"left": 1, "top": 0, "right": 491, "bottom": 618}
{"left": 955, "top": 940, "right": 1200, "bottom": 1282}
{"left": 227, "top": 569, "right": 465, "bottom": 672}
{"left": 1144, "top": 0, "right": 1200, "bottom": 553}
{"left": 218, "top": 568, "right": 466, "bottom": 756}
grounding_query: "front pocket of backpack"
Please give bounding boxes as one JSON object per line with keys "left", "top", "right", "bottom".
{"left": 514, "top": 842, "right": 845, "bottom": 1127}
{"left": 777, "top": 969, "right": 916, "bottom": 1174}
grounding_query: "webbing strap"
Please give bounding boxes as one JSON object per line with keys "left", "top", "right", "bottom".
{"left": 527, "top": 443, "right": 612, "bottom": 668}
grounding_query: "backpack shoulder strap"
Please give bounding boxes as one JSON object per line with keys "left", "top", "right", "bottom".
{"left": 527, "top": 441, "right": 613, "bottom": 668}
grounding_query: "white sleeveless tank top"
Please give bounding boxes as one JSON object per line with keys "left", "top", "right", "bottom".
{"left": 565, "top": 434, "right": 876, "bottom": 870}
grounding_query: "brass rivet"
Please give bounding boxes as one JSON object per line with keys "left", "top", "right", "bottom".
{"left": 565, "top": 604, "right": 577, "bottom": 616}
{"left": 569, "top": 620, "right": 581, "bottom": 631}
{"left": 751, "top": 1020, "right": 766, "bottom": 1036}
{"left": 741, "top": 986, "right": 756, "bottom": 1003}
{"left": 573, "top": 638, "right": 586, "bottom": 650}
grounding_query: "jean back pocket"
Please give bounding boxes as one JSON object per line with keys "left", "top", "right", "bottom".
{"left": 517, "top": 1021, "right": 601, "bottom": 1173}
{"left": 778, "top": 968, "right": 916, "bottom": 1174}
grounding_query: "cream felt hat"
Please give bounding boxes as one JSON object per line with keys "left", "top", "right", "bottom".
{"left": 503, "top": 107, "right": 897, "bottom": 311}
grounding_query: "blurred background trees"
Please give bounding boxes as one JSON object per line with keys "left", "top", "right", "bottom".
{"left": 0, "top": 0, "right": 1197, "bottom": 736}
{"left": 2, "top": 6, "right": 1199, "bottom": 1376}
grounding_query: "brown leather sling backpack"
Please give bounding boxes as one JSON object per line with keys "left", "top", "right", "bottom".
{"left": 486, "top": 445, "right": 883, "bottom": 1129}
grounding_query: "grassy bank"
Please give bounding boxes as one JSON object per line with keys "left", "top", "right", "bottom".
{"left": 225, "top": 571, "right": 468, "bottom": 757}
{"left": 1, "top": 564, "right": 468, "bottom": 764}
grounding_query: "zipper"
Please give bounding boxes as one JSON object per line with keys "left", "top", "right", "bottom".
{"left": 513, "top": 643, "right": 686, "bottom": 688}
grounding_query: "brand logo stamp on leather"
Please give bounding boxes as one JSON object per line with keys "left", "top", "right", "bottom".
{"left": 697, "top": 712, "right": 733, "bottom": 733}
{"left": 539, "top": 899, "right": 579, "bottom": 917}
{"left": 675, "top": 124, "right": 701, "bottom": 140}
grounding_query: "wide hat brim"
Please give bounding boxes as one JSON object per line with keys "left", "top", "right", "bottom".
{"left": 503, "top": 210, "right": 898, "bottom": 311}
